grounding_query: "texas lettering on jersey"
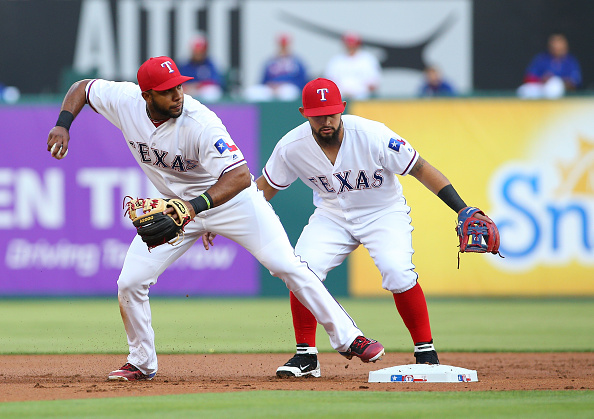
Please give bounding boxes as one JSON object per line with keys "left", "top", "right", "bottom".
{"left": 128, "top": 141, "right": 198, "bottom": 172}
{"left": 308, "top": 169, "right": 384, "bottom": 193}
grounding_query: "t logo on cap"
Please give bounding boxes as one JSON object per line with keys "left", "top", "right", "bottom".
{"left": 301, "top": 78, "right": 345, "bottom": 117}
{"left": 317, "top": 88, "right": 329, "bottom": 101}
{"left": 161, "top": 61, "right": 175, "bottom": 73}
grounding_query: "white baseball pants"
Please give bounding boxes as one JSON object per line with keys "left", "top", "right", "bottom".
{"left": 117, "top": 183, "right": 362, "bottom": 375}
{"left": 295, "top": 208, "right": 418, "bottom": 293}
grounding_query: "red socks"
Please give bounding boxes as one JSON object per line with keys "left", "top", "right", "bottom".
{"left": 290, "top": 291, "right": 317, "bottom": 347}
{"left": 393, "top": 283, "right": 433, "bottom": 345}
{"left": 289, "top": 282, "right": 432, "bottom": 348}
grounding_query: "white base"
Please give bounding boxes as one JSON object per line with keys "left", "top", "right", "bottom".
{"left": 368, "top": 364, "right": 478, "bottom": 383}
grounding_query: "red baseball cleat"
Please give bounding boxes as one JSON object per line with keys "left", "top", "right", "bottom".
{"left": 108, "top": 363, "right": 156, "bottom": 381}
{"left": 339, "top": 336, "right": 385, "bottom": 363}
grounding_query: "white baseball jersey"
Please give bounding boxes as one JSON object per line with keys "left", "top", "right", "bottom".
{"left": 85, "top": 79, "right": 246, "bottom": 200}
{"left": 263, "top": 115, "right": 419, "bottom": 224}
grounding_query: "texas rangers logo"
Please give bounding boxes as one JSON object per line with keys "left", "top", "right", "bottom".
{"left": 161, "top": 61, "right": 174, "bottom": 73}
{"left": 388, "top": 137, "right": 406, "bottom": 152}
{"left": 214, "top": 138, "right": 239, "bottom": 154}
{"left": 317, "top": 88, "right": 329, "bottom": 101}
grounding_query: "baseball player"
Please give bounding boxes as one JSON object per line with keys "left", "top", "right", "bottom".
{"left": 250, "top": 78, "right": 496, "bottom": 377}
{"left": 46, "top": 57, "right": 384, "bottom": 381}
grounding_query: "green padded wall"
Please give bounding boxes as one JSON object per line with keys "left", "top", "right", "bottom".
{"left": 257, "top": 100, "right": 349, "bottom": 297}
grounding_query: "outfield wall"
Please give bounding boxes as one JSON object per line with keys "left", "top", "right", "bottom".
{"left": 1, "top": 98, "right": 593, "bottom": 296}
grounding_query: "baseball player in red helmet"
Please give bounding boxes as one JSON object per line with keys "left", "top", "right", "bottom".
{"left": 248, "top": 78, "right": 497, "bottom": 377}
{"left": 47, "top": 59, "right": 385, "bottom": 381}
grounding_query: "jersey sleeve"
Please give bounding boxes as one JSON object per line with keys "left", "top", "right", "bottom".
{"left": 85, "top": 79, "right": 137, "bottom": 130}
{"left": 195, "top": 120, "right": 246, "bottom": 179}
{"left": 379, "top": 126, "right": 419, "bottom": 176}
{"left": 262, "top": 141, "right": 298, "bottom": 190}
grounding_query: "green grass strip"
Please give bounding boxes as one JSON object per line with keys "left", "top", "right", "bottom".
{"left": 0, "top": 390, "right": 592, "bottom": 419}
{"left": 0, "top": 298, "right": 592, "bottom": 354}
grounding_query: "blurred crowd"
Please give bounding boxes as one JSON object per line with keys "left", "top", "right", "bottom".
{"left": 175, "top": 31, "right": 389, "bottom": 103}
{"left": 174, "top": 31, "right": 464, "bottom": 103}
{"left": 1, "top": 32, "right": 583, "bottom": 104}
{"left": 175, "top": 31, "right": 407, "bottom": 103}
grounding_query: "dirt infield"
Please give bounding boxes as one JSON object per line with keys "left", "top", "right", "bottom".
{"left": 1, "top": 353, "right": 592, "bottom": 402}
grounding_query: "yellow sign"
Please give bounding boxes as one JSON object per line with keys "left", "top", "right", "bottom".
{"left": 349, "top": 99, "right": 594, "bottom": 296}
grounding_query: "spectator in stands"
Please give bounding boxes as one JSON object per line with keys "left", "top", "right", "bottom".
{"left": 178, "top": 35, "right": 224, "bottom": 102}
{"left": 324, "top": 32, "right": 382, "bottom": 100}
{"left": 517, "top": 33, "right": 582, "bottom": 99}
{"left": 418, "top": 66, "right": 456, "bottom": 97}
{"left": 244, "top": 33, "right": 308, "bottom": 101}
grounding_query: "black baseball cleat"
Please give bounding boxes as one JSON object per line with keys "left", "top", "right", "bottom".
{"left": 414, "top": 340, "right": 440, "bottom": 365}
{"left": 276, "top": 344, "right": 321, "bottom": 378}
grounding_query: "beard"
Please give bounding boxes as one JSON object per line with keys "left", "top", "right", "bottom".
{"left": 313, "top": 119, "right": 342, "bottom": 146}
{"left": 152, "top": 99, "right": 184, "bottom": 119}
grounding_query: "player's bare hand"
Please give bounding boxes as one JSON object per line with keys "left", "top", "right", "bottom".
{"left": 474, "top": 212, "right": 494, "bottom": 224}
{"left": 460, "top": 207, "right": 494, "bottom": 224}
{"left": 47, "top": 126, "right": 70, "bottom": 160}
{"left": 202, "top": 232, "right": 217, "bottom": 250}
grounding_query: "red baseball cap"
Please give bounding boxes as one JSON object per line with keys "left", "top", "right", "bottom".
{"left": 137, "top": 56, "right": 193, "bottom": 92}
{"left": 343, "top": 32, "right": 361, "bottom": 47}
{"left": 192, "top": 35, "right": 208, "bottom": 52}
{"left": 301, "top": 78, "right": 345, "bottom": 117}
{"left": 278, "top": 33, "right": 291, "bottom": 47}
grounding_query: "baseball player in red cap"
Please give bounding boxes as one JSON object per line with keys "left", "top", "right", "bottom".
{"left": 247, "top": 77, "right": 497, "bottom": 377}
{"left": 46, "top": 59, "right": 385, "bottom": 381}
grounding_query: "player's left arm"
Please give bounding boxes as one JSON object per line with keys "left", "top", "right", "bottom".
{"left": 172, "top": 164, "right": 251, "bottom": 249}
{"left": 409, "top": 156, "right": 493, "bottom": 223}
{"left": 198, "top": 163, "right": 252, "bottom": 209}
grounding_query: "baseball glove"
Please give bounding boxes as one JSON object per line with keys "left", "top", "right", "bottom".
{"left": 456, "top": 207, "right": 501, "bottom": 257}
{"left": 123, "top": 197, "right": 192, "bottom": 250}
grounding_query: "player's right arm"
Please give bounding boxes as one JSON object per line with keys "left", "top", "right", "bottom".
{"left": 47, "top": 79, "right": 92, "bottom": 159}
{"left": 255, "top": 175, "right": 279, "bottom": 201}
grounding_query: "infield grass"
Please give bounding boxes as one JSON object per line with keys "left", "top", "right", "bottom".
{"left": 0, "top": 390, "right": 592, "bottom": 418}
{"left": 0, "top": 297, "right": 592, "bottom": 354}
{"left": 1, "top": 298, "right": 592, "bottom": 418}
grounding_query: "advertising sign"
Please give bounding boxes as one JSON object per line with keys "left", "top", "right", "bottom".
{"left": 0, "top": 103, "right": 259, "bottom": 296}
{"left": 349, "top": 99, "right": 594, "bottom": 296}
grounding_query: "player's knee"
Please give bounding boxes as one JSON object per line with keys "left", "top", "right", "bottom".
{"left": 117, "top": 274, "right": 134, "bottom": 293}
{"left": 263, "top": 256, "right": 322, "bottom": 290}
{"left": 382, "top": 269, "right": 418, "bottom": 294}
{"left": 117, "top": 271, "right": 154, "bottom": 297}
{"left": 263, "top": 257, "right": 295, "bottom": 278}
{"left": 294, "top": 253, "right": 326, "bottom": 280}
{"left": 255, "top": 242, "right": 298, "bottom": 277}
